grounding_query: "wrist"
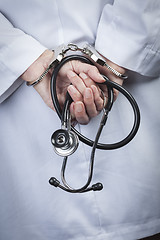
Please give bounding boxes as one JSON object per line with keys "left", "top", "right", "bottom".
{"left": 21, "top": 49, "right": 54, "bottom": 83}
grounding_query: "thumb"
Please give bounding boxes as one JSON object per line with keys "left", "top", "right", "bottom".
{"left": 85, "top": 65, "right": 105, "bottom": 83}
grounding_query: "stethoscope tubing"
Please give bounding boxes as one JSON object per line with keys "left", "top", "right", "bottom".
{"left": 50, "top": 55, "right": 140, "bottom": 150}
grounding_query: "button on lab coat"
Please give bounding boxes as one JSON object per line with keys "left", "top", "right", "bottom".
{"left": 0, "top": 1, "right": 160, "bottom": 240}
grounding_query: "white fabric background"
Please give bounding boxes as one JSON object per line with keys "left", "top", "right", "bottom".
{"left": 0, "top": 1, "right": 160, "bottom": 239}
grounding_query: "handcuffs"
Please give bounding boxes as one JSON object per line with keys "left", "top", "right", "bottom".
{"left": 27, "top": 43, "right": 140, "bottom": 193}
{"left": 26, "top": 43, "right": 127, "bottom": 87}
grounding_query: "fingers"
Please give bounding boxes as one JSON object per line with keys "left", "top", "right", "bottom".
{"left": 67, "top": 70, "right": 103, "bottom": 103}
{"left": 86, "top": 65, "right": 105, "bottom": 83}
{"left": 70, "top": 101, "right": 89, "bottom": 125}
{"left": 84, "top": 88, "right": 98, "bottom": 118}
{"left": 65, "top": 61, "right": 109, "bottom": 124}
{"left": 71, "top": 61, "right": 105, "bottom": 83}
{"left": 80, "top": 73, "right": 105, "bottom": 111}
{"left": 91, "top": 85, "right": 104, "bottom": 111}
{"left": 67, "top": 83, "right": 103, "bottom": 115}
{"left": 67, "top": 85, "right": 83, "bottom": 102}
{"left": 79, "top": 72, "right": 101, "bottom": 92}
{"left": 67, "top": 70, "right": 102, "bottom": 97}
{"left": 67, "top": 71, "right": 87, "bottom": 96}
{"left": 69, "top": 87, "right": 103, "bottom": 125}
{"left": 67, "top": 69, "right": 105, "bottom": 124}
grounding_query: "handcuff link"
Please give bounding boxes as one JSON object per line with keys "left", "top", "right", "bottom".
{"left": 62, "top": 43, "right": 128, "bottom": 80}
{"left": 27, "top": 43, "right": 127, "bottom": 87}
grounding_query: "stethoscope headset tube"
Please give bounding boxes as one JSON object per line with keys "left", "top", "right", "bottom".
{"left": 49, "top": 55, "right": 140, "bottom": 193}
{"left": 50, "top": 55, "right": 140, "bottom": 149}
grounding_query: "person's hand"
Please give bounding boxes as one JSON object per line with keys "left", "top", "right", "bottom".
{"left": 65, "top": 55, "right": 126, "bottom": 124}
{"left": 21, "top": 49, "right": 55, "bottom": 110}
{"left": 21, "top": 49, "right": 125, "bottom": 125}
{"left": 21, "top": 50, "right": 106, "bottom": 124}
{"left": 56, "top": 60, "right": 106, "bottom": 124}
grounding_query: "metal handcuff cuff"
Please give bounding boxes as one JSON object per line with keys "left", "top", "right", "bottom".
{"left": 30, "top": 43, "right": 140, "bottom": 193}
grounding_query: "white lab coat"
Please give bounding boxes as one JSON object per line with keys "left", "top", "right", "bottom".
{"left": 0, "top": 1, "right": 160, "bottom": 240}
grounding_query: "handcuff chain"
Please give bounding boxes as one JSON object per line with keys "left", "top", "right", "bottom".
{"left": 26, "top": 51, "right": 58, "bottom": 87}
{"left": 27, "top": 43, "right": 127, "bottom": 87}
{"left": 38, "top": 61, "right": 55, "bottom": 81}
{"left": 61, "top": 43, "right": 127, "bottom": 80}
{"left": 104, "top": 63, "right": 124, "bottom": 78}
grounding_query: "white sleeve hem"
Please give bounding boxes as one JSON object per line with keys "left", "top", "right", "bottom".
{"left": 0, "top": 34, "right": 47, "bottom": 101}
{"left": 95, "top": 2, "right": 160, "bottom": 77}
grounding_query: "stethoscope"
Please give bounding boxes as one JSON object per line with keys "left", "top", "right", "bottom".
{"left": 48, "top": 44, "right": 141, "bottom": 193}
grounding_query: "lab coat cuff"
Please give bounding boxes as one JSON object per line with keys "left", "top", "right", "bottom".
{"left": 0, "top": 34, "right": 47, "bottom": 101}
{"left": 95, "top": 30, "right": 160, "bottom": 77}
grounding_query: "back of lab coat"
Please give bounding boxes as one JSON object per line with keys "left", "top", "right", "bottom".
{"left": 0, "top": 1, "right": 160, "bottom": 240}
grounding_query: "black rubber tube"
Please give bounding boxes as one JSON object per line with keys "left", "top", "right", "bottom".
{"left": 50, "top": 55, "right": 140, "bottom": 150}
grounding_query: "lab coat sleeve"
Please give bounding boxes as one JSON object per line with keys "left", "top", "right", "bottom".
{"left": 0, "top": 12, "right": 47, "bottom": 103}
{"left": 95, "top": 0, "right": 160, "bottom": 77}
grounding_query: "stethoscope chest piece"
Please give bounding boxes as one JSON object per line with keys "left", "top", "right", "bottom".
{"left": 51, "top": 129, "right": 79, "bottom": 157}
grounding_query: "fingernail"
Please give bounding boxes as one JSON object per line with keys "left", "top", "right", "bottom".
{"left": 80, "top": 72, "right": 88, "bottom": 79}
{"left": 98, "top": 73, "right": 105, "bottom": 82}
{"left": 76, "top": 102, "right": 83, "bottom": 112}
{"left": 68, "top": 85, "right": 76, "bottom": 94}
{"left": 85, "top": 88, "right": 92, "bottom": 98}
